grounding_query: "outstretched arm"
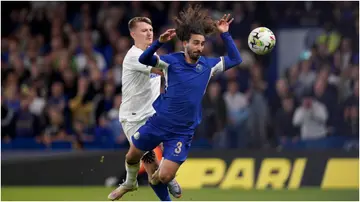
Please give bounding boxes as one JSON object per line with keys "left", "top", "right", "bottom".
{"left": 221, "top": 32, "right": 242, "bottom": 70}
{"left": 217, "top": 14, "right": 242, "bottom": 70}
{"left": 139, "top": 29, "right": 176, "bottom": 69}
{"left": 209, "top": 14, "right": 242, "bottom": 76}
{"left": 138, "top": 40, "right": 163, "bottom": 67}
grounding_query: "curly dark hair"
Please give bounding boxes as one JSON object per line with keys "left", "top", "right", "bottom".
{"left": 173, "top": 4, "right": 217, "bottom": 42}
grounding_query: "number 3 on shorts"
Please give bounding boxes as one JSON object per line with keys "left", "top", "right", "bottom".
{"left": 174, "top": 141, "right": 182, "bottom": 154}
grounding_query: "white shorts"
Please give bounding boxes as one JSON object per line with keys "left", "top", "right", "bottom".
{"left": 120, "top": 118, "right": 148, "bottom": 144}
{"left": 121, "top": 118, "right": 161, "bottom": 160}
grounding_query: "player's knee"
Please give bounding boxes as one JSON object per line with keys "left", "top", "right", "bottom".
{"left": 126, "top": 145, "right": 144, "bottom": 164}
{"left": 159, "top": 171, "right": 175, "bottom": 184}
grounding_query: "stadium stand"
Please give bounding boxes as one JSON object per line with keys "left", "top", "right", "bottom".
{"left": 1, "top": 1, "right": 359, "bottom": 151}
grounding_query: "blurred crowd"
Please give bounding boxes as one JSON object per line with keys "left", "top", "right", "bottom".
{"left": 1, "top": 1, "right": 359, "bottom": 151}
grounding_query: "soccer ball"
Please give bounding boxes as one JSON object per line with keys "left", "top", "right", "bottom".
{"left": 248, "top": 27, "right": 276, "bottom": 55}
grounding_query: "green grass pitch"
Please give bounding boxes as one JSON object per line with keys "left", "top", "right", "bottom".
{"left": 1, "top": 186, "right": 359, "bottom": 201}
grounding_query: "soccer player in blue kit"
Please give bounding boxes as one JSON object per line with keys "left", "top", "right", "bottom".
{"left": 113, "top": 4, "right": 242, "bottom": 200}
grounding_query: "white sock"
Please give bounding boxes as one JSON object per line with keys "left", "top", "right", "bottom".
{"left": 125, "top": 161, "right": 140, "bottom": 185}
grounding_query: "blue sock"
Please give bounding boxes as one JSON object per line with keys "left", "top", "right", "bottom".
{"left": 150, "top": 183, "right": 171, "bottom": 201}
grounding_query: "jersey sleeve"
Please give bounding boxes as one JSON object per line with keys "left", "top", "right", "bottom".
{"left": 207, "top": 57, "right": 225, "bottom": 76}
{"left": 221, "top": 32, "right": 242, "bottom": 70}
{"left": 124, "top": 55, "right": 152, "bottom": 75}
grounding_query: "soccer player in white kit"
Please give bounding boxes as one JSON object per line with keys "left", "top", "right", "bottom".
{"left": 108, "top": 17, "right": 181, "bottom": 201}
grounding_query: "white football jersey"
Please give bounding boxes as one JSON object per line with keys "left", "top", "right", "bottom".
{"left": 119, "top": 45, "right": 161, "bottom": 122}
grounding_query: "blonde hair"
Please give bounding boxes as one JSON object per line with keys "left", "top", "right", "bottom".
{"left": 128, "top": 17, "right": 152, "bottom": 31}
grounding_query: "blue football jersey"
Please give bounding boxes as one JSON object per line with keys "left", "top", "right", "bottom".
{"left": 138, "top": 32, "right": 242, "bottom": 136}
{"left": 149, "top": 52, "right": 225, "bottom": 135}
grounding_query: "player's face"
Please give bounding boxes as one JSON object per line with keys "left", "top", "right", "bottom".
{"left": 184, "top": 34, "right": 205, "bottom": 61}
{"left": 131, "top": 22, "right": 153, "bottom": 45}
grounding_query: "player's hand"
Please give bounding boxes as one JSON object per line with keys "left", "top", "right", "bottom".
{"left": 216, "top": 14, "right": 234, "bottom": 33}
{"left": 159, "top": 29, "right": 176, "bottom": 43}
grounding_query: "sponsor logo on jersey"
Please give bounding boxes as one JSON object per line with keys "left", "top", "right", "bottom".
{"left": 150, "top": 73, "right": 160, "bottom": 78}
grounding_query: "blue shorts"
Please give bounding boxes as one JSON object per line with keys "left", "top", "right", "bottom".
{"left": 131, "top": 122, "right": 193, "bottom": 165}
